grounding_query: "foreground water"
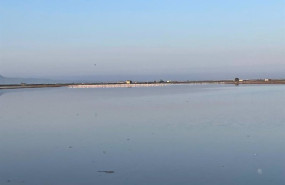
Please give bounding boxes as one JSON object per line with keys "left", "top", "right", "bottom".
{"left": 0, "top": 85, "right": 284, "bottom": 185}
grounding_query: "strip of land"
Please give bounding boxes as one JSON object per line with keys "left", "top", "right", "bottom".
{"left": 0, "top": 79, "right": 285, "bottom": 89}
{"left": 0, "top": 84, "right": 67, "bottom": 89}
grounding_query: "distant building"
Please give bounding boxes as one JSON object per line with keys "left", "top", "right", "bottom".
{"left": 265, "top": 79, "right": 271, "bottom": 82}
{"left": 125, "top": 80, "right": 132, "bottom": 84}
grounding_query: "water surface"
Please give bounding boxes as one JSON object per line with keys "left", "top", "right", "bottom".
{"left": 0, "top": 85, "right": 284, "bottom": 185}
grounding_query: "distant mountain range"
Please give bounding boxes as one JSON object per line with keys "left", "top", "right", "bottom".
{"left": 0, "top": 74, "right": 59, "bottom": 85}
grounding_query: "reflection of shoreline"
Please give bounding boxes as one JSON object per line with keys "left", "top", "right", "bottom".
{"left": 0, "top": 88, "right": 52, "bottom": 97}
{"left": 0, "top": 79, "right": 285, "bottom": 90}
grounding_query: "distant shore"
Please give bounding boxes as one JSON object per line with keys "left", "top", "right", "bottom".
{"left": 1, "top": 79, "right": 285, "bottom": 90}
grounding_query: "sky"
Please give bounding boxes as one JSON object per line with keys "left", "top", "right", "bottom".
{"left": 0, "top": 0, "right": 284, "bottom": 80}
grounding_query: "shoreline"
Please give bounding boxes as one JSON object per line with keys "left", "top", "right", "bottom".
{"left": 1, "top": 79, "right": 285, "bottom": 90}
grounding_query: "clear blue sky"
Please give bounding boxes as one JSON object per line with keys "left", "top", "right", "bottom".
{"left": 0, "top": 0, "right": 284, "bottom": 80}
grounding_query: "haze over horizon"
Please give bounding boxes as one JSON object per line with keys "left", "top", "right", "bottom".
{"left": 0, "top": 0, "right": 284, "bottom": 81}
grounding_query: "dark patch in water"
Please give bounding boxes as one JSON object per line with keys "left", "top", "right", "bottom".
{"left": 97, "top": 171, "right": 115, "bottom": 174}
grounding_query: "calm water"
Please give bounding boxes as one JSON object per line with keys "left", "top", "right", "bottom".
{"left": 0, "top": 85, "right": 284, "bottom": 185}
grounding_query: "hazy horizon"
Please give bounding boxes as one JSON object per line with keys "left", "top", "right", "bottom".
{"left": 0, "top": 0, "right": 284, "bottom": 79}
{"left": 1, "top": 72, "right": 285, "bottom": 84}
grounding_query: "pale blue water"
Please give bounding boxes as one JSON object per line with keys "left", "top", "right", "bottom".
{"left": 0, "top": 85, "right": 284, "bottom": 185}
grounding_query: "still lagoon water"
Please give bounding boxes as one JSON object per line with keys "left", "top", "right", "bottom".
{"left": 0, "top": 85, "right": 284, "bottom": 185}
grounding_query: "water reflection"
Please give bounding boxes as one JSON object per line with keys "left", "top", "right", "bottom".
{"left": 0, "top": 85, "right": 284, "bottom": 185}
